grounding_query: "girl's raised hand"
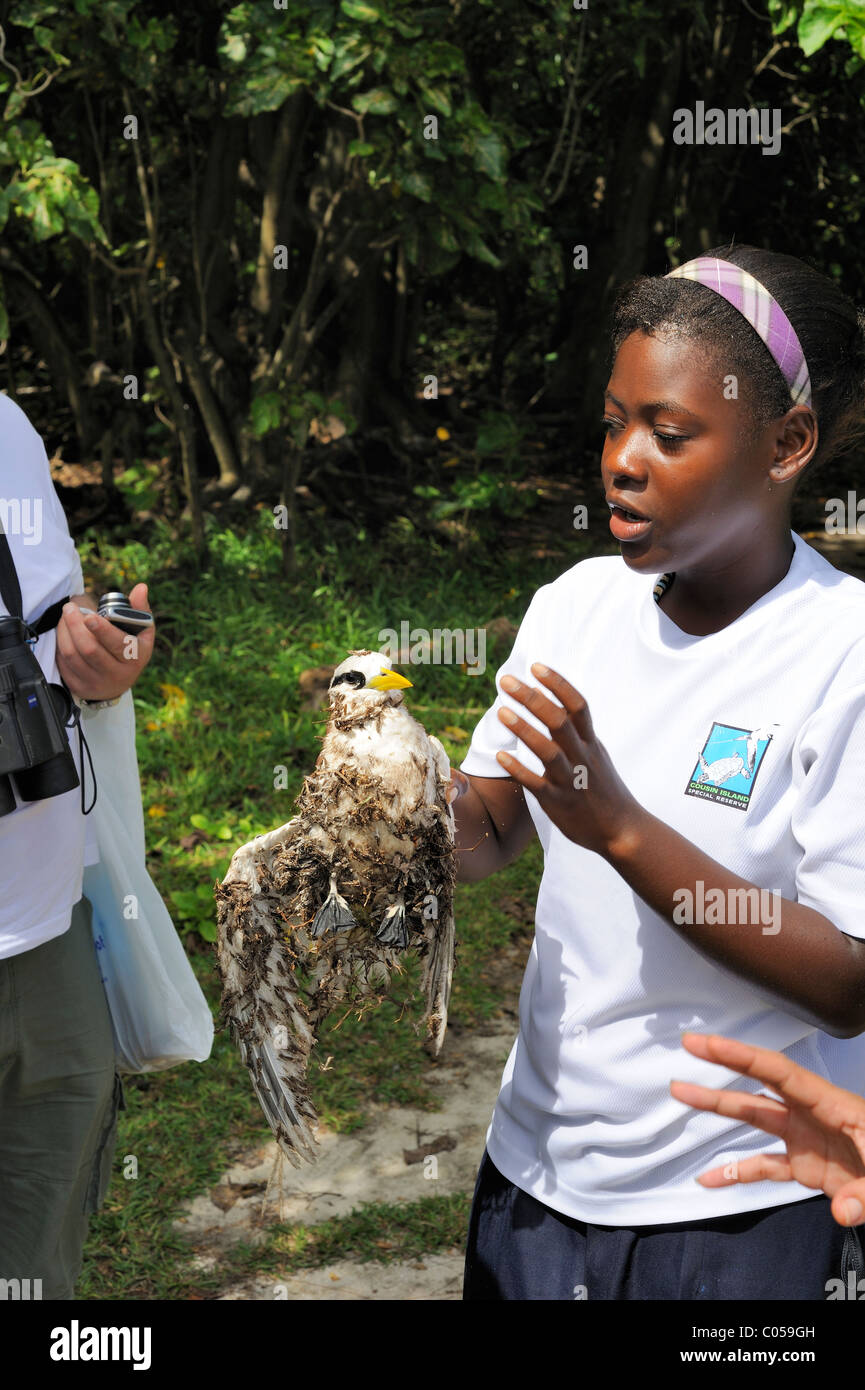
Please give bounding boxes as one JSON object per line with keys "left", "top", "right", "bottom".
{"left": 671, "top": 1032, "right": 865, "bottom": 1228}
{"left": 494, "top": 663, "right": 639, "bottom": 857}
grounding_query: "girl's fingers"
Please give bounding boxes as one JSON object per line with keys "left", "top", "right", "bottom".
{"left": 669, "top": 1079, "right": 791, "bottom": 1138}
{"left": 831, "top": 1179, "right": 865, "bottom": 1227}
{"left": 496, "top": 705, "right": 571, "bottom": 783}
{"left": 695, "top": 1151, "right": 794, "bottom": 1188}
{"left": 681, "top": 1032, "right": 847, "bottom": 1115}
{"left": 499, "top": 673, "right": 583, "bottom": 761}
{"left": 530, "top": 663, "right": 595, "bottom": 742}
{"left": 495, "top": 749, "right": 547, "bottom": 798}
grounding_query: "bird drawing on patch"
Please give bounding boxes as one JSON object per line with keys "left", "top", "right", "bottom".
{"left": 214, "top": 650, "right": 456, "bottom": 1166}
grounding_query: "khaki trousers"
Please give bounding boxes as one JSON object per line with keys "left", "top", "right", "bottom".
{"left": 0, "top": 896, "right": 124, "bottom": 1300}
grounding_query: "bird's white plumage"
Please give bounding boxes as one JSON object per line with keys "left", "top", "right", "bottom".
{"left": 215, "top": 649, "right": 456, "bottom": 1165}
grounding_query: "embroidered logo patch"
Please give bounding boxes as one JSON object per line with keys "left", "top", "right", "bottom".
{"left": 685, "top": 721, "right": 778, "bottom": 811}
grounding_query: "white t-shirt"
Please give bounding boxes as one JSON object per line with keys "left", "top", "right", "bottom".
{"left": 461, "top": 531, "right": 865, "bottom": 1224}
{"left": 0, "top": 393, "right": 99, "bottom": 960}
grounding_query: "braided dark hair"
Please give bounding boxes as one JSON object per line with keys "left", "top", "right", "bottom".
{"left": 607, "top": 242, "right": 865, "bottom": 486}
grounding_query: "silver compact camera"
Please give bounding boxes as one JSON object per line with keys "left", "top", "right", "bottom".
{"left": 97, "top": 591, "right": 155, "bottom": 636}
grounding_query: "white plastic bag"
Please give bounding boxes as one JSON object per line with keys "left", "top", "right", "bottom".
{"left": 80, "top": 689, "right": 214, "bottom": 1073}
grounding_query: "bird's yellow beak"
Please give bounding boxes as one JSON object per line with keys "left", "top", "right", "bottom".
{"left": 368, "top": 668, "right": 413, "bottom": 691}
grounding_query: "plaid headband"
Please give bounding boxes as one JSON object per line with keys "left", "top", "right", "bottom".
{"left": 666, "top": 256, "right": 812, "bottom": 408}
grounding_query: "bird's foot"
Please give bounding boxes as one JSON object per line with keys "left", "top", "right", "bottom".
{"left": 310, "top": 875, "right": 357, "bottom": 938}
{"left": 375, "top": 897, "right": 409, "bottom": 949}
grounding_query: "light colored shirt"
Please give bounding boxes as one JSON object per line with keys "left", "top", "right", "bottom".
{"left": 461, "top": 531, "right": 865, "bottom": 1223}
{"left": 0, "top": 392, "right": 99, "bottom": 960}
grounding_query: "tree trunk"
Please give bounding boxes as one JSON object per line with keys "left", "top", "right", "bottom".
{"left": 134, "top": 280, "right": 206, "bottom": 557}
{"left": 176, "top": 323, "right": 241, "bottom": 490}
{"left": 543, "top": 35, "right": 685, "bottom": 428}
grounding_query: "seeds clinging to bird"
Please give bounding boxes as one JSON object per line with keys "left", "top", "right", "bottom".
{"left": 215, "top": 650, "right": 457, "bottom": 1165}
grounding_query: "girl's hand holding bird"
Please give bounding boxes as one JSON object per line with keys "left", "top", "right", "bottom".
{"left": 495, "top": 663, "right": 640, "bottom": 859}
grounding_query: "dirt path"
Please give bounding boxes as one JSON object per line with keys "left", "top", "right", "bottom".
{"left": 175, "top": 925, "right": 534, "bottom": 1301}
{"left": 175, "top": 1024, "right": 517, "bottom": 1300}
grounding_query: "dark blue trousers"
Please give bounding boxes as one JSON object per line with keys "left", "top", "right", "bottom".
{"left": 463, "top": 1148, "right": 864, "bottom": 1300}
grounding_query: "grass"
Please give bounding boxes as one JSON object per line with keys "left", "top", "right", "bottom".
{"left": 74, "top": 500, "right": 586, "bottom": 1298}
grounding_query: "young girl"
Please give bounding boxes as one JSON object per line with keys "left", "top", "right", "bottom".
{"left": 450, "top": 243, "right": 865, "bottom": 1301}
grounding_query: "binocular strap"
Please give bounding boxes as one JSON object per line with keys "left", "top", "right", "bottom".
{"left": 66, "top": 702, "right": 97, "bottom": 816}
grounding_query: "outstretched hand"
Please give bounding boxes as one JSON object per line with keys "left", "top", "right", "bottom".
{"left": 493, "top": 663, "right": 639, "bottom": 857}
{"left": 671, "top": 1032, "right": 865, "bottom": 1227}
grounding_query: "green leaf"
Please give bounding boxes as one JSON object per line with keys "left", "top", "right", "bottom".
{"left": 340, "top": 0, "right": 381, "bottom": 18}
{"left": 222, "top": 33, "right": 248, "bottom": 63}
{"left": 798, "top": 4, "right": 844, "bottom": 54}
{"left": 418, "top": 83, "right": 452, "bottom": 116}
{"left": 399, "top": 169, "right": 434, "bottom": 202}
{"left": 330, "top": 37, "right": 374, "bottom": 81}
{"left": 250, "top": 392, "right": 282, "bottom": 436}
{"left": 468, "top": 129, "right": 507, "bottom": 180}
{"left": 352, "top": 87, "right": 399, "bottom": 115}
{"left": 169, "top": 889, "right": 202, "bottom": 913}
{"left": 459, "top": 225, "right": 502, "bottom": 268}
{"left": 429, "top": 217, "right": 459, "bottom": 253}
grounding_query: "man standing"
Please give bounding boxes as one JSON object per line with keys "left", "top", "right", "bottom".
{"left": 0, "top": 391, "right": 155, "bottom": 1299}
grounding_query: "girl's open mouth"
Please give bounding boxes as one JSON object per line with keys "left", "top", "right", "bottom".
{"left": 609, "top": 505, "right": 653, "bottom": 541}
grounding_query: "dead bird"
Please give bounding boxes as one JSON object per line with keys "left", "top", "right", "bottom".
{"left": 215, "top": 650, "right": 456, "bottom": 1166}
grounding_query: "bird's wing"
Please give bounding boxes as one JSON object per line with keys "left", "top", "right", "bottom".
{"left": 216, "top": 817, "right": 320, "bottom": 1166}
{"left": 427, "top": 733, "right": 451, "bottom": 788}
{"left": 221, "top": 817, "right": 301, "bottom": 893}
{"left": 421, "top": 733, "right": 456, "bottom": 1055}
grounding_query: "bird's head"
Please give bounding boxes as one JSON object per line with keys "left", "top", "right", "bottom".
{"left": 328, "top": 650, "right": 413, "bottom": 714}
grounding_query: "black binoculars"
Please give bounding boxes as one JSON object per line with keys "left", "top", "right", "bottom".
{"left": 0, "top": 615, "right": 80, "bottom": 818}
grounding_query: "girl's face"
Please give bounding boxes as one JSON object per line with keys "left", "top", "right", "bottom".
{"left": 601, "top": 330, "right": 791, "bottom": 577}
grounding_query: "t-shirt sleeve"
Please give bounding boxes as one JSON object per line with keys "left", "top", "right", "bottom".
{"left": 0, "top": 393, "right": 83, "bottom": 621}
{"left": 791, "top": 673, "right": 865, "bottom": 942}
{"left": 460, "top": 584, "right": 556, "bottom": 781}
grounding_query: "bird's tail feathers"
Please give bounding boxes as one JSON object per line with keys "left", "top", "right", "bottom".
{"left": 421, "top": 895, "right": 455, "bottom": 1056}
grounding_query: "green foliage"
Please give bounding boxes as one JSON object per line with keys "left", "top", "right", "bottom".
{"left": 415, "top": 471, "right": 538, "bottom": 522}
{"left": 168, "top": 883, "right": 219, "bottom": 943}
{"left": 769, "top": 0, "right": 865, "bottom": 64}
{"left": 0, "top": 123, "right": 106, "bottom": 242}
{"left": 217, "top": 0, "right": 524, "bottom": 277}
{"left": 250, "top": 388, "right": 357, "bottom": 445}
{"left": 115, "top": 462, "right": 161, "bottom": 512}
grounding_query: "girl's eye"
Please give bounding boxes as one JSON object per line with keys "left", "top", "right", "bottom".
{"left": 654, "top": 431, "right": 688, "bottom": 448}
{"left": 599, "top": 418, "right": 688, "bottom": 449}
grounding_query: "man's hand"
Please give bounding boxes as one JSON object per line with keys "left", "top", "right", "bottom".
{"left": 56, "top": 581, "right": 155, "bottom": 701}
{"left": 671, "top": 1032, "right": 865, "bottom": 1227}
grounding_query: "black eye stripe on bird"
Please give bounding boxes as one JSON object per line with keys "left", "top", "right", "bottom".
{"left": 215, "top": 647, "right": 455, "bottom": 1166}
{"left": 329, "top": 670, "right": 366, "bottom": 688}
